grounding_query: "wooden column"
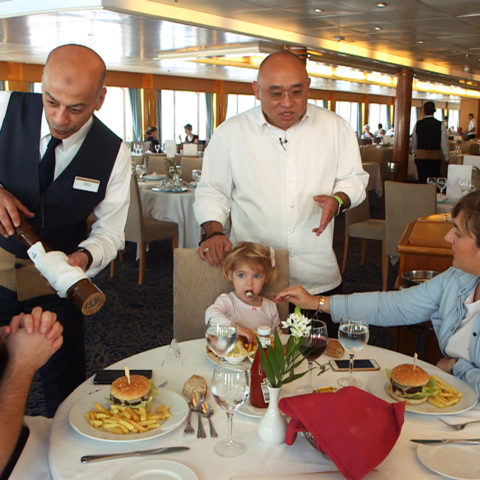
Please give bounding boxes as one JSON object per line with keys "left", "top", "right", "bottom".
{"left": 393, "top": 68, "right": 414, "bottom": 181}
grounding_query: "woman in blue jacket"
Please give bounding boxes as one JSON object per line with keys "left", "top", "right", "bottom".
{"left": 275, "top": 191, "right": 480, "bottom": 397}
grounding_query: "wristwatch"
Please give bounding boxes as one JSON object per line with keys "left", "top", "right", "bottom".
{"left": 76, "top": 247, "right": 93, "bottom": 270}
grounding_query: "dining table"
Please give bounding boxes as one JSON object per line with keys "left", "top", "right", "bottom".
{"left": 49, "top": 339, "right": 480, "bottom": 479}
{"left": 139, "top": 180, "right": 200, "bottom": 248}
{"left": 362, "top": 161, "right": 383, "bottom": 197}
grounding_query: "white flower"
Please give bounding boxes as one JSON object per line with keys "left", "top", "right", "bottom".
{"left": 281, "top": 313, "right": 311, "bottom": 338}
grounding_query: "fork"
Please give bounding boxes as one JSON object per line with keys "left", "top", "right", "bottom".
{"left": 192, "top": 392, "right": 207, "bottom": 439}
{"left": 439, "top": 418, "right": 480, "bottom": 430}
{"left": 183, "top": 404, "right": 194, "bottom": 434}
{"left": 200, "top": 395, "right": 218, "bottom": 437}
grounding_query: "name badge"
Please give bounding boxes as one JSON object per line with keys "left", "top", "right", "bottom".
{"left": 73, "top": 176, "right": 100, "bottom": 193}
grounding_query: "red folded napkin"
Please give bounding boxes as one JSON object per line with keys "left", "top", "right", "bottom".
{"left": 279, "top": 386, "right": 405, "bottom": 480}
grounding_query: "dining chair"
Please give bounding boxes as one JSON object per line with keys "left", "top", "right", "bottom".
{"left": 180, "top": 156, "right": 203, "bottom": 182}
{"left": 384, "top": 181, "right": 437, "bottom": 290}
{"left": 341, "top": 196, "right": 386, "bottom": 290}
{"left": 173, "top": 248, "right": 289, "bottom": 342}
{"left": 112, "top": 174, "right": 178, "bottom": 285}
{"left": 145, "top": 154, "right": 169, "bottom": 175}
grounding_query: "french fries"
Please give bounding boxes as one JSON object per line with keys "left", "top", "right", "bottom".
{"left": 85, "top": 401, "right": 171, "bottom": 434}
{"left": 427, "top": 374, "right": 463, "bottom": 408}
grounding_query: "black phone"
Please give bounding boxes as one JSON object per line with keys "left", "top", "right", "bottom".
{"left": 93, "top": 369, "right": 153, "bottom": 385}
{"left": 329, "top": 359, "right": 380, "bottom": 371}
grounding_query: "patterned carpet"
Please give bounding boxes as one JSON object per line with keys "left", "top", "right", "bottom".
{"left": 25, "top": 197, "right": 397, "bottom": 416}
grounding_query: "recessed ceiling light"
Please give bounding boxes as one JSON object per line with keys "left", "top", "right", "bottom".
{"left": 417, "top": 40, "right": 424, "bottom": 45}
{"left": 374, "top": 26, "right": 383, "bottom": 31}
{"left": 314, "top": 8, "right": 324, "bottom": 13}
{"left": 376, "top": 2, "right": 387, "bottom": 7}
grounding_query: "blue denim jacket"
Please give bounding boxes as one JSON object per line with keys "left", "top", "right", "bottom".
{"left": 331, "top": 267, "right": 480, "bottom": 397}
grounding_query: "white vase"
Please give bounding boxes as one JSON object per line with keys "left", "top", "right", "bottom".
{"left": 257, "top": 385, "right": 287, "bottom": 444}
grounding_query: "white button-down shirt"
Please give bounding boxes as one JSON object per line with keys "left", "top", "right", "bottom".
{"left": 0, "top": 91, "right": 130, "bottom": 276}
{"left": 194, "top": 104, "right": 368, "bottom": 293}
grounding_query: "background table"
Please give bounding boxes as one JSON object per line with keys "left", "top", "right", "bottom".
{"left": 49, "top": 340, "right": 479, "bottom": 479}
{"left": 140, "top": 183, "right": 200, "bottom": 248}
{"left": 362, "top": 161, "right": 383, "bottom": 197}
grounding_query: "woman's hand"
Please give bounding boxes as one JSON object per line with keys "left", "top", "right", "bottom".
{"left": 273, "top": 285, "right": 322, "bottom": 311}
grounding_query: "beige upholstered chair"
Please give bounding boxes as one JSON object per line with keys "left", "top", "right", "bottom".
{"left": 146, "top": 154, "right": 169, "bottom": 175}
{"left": 341, "top": 197, "right": 386, "bottom": 290}
{"left": 384, "top": 181, "right": 436, "bottom": 290}
{"left": 121, "top": 175, "right": 178, "bottom": 285}
{"left": 173, "top": 248, "right": 289, "bottom": 342}
{"left": 180, "top": 156, "right": 202, "bottom": 182}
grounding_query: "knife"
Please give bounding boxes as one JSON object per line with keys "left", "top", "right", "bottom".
{"left": 81, "top": 446, "right": 189, "bottom": 463}
{"left": 410, "top": 438, "right": 480, "bottom": 445}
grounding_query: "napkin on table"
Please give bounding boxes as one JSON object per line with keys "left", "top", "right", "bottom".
{"left": 279, "top": 386, "right": 405, "bottom": 480}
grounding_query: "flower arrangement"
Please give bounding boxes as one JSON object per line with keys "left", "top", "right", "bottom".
{"left": 257, "top": 307, "right": 312, "bottom": 388}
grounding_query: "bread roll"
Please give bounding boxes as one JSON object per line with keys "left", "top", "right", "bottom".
{"left": 325, "top": 338, "right": 344, "bottom": 358}
{"left": 182, "top": 374, "right": 208, "bottom": 399}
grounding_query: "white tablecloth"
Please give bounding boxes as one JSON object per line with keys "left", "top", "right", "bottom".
{"left": 49, "top": 340, "right": 480, "bottom": 479}
{"left": 140, "top": 183, "right": 200, "bottom": 248}
{"left": 362, "top": 161, "right": 383, "bottom": 197}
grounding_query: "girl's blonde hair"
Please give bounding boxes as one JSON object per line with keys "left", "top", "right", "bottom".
{"left": 222, "top": 242, "right": 277, "bottom": 285}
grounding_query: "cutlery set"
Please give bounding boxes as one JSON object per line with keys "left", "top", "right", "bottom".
{"left": 410, "top": 417, "right": 480, "bottom": 446}
{"left": 81, "top": 446, "right": 190, "bottom": 463}
{"left": 184, "top": 392, "right": 217, "bottom": 438}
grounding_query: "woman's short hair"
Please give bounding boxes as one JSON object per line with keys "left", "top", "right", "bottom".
{"left": 145, "top": 126, "right": 157, "bottom": 135}
{"left": 452, "top": 191, "right": 480, "bottom": 246}
{"left": 222, "top": 241, "right": 277, "bottom": 285}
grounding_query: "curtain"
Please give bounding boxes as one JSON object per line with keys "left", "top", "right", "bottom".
{"left": 129, "top": 88, "right": 142, "bottom": 141}
{"left": 386, "top": 105, "right": 392, "bottom": 129}
{"left": 27, "top": 82, "right": 35, "bottom": 93}
{"left": 205, "top": 93, "right": 213, "bottom": 140}
{"left": 0, "top": 81, "right": 4, "bottom": 91}
{"left": 156, "top": 89, "right": 162, "bottom": 145}
{"left": 356, "top": 103, "right": 362, "bottom": 135}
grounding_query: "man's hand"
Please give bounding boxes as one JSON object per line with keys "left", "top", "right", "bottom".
{"left": 312, "top": 195, "right": 338, "bottom": 236}
{"left": 0, "top": 188, "right": 35, "bottom": 237}
{"left": 68, "top": 251, "right": 89, "bottom": 271}
{"left": 273, "top": 285, "right": 321, "bottom": 311}
{"left": 199, "top": 235, "right": 232, "bottom": 266}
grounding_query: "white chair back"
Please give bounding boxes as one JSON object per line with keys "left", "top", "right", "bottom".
{"left": 164, "top": 140, "right": 177, "bottom": 158}
{"left": 446, "top": 164, "right": 472, "bottom": 200}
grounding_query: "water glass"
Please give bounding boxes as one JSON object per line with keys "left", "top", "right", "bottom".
{"left": 154, "top": 144, "right": 161, "bottom": 153}
{"left": 135, "top": 164, "right": 146, "bottom": 180}
{"left": 337, "top": 316, "right": 369, "bottom": 388}
{"left": 192, "top": 169, "right": 202, "bottom": 183}
{"left": 436, "top": 177, "right": 447, "bottom": 196}
{"left": 205, "top": 318, "right": 237, "bottom": 359}
{"left": 211, "top": 362, "right": 249, "bottom": 457}
{"left": 459, "top": 178, "right": 475, "bottom": 196}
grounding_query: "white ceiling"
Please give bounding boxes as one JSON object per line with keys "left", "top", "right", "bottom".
{"left": 1, "top": 0, "right": 480, "bottom": 98}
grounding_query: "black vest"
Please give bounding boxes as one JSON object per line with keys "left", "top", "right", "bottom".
{"left": 0, "top": 92, "right": 121, "bottom": 257}
{"left": 415, "top": 116, "right": 442, "bottom": 150}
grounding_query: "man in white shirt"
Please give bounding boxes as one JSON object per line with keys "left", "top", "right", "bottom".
{"left": 467, "top": 113, "right": 476, "bottom": 140}
{"left": 0, "top": 44, "right": 130, "bottom": 415}
{"left": 194, "top": 51, "right": 368, "bottom": 332}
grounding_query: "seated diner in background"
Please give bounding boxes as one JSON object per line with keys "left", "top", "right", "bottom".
{"left": 181, "top": 123, "right": 199, "bottom": 144}
{"left": 143, "top": 125, "right": 160, "bottom": 150}
{"left": 275, "top": 191, "right": 480, "bottom": 398}
{"left": 361, "top": 124, "right": 374, "bottom": 139}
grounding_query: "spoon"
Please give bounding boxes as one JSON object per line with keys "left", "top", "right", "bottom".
{"left": 192, "top": 392, "right": 207, "bottom": 439}
{"left": 200, "top": 395, "right": 218, "bottom": 437}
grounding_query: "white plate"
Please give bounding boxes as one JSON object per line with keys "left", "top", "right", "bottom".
{"left": 236, "top": 397, "right": 267, "bottom": 418}
{"left": 417, "top": 443, "right": 480, "bottom": 479}
{"left": 367, "top": 368, "right": 477, "bottom": 415}
{"left": 143, "top": 174, "right": 166, "bottom": 181}
{"left": 112, "top": 459, "right": 198, "bottom": 480}
{"left": 68, "top": 388, "right": 188, "bottom": 442}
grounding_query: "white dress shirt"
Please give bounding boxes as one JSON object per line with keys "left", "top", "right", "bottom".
{"left": 0, "top": 91, "right": 130, "bottom": 276}
{"left": 194, "top": 104, "right": 368, "bottom": 293}
{"left": 411, "top": 115, "right": 449, "bottom": 160}
{"left": 205, "top": 291, "right": 280, "bottom": 332}
{"left": 468, "top": 118, "right": 476, "bottom": 135}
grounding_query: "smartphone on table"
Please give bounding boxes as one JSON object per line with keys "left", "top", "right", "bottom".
{"left": 329, "top": 359, "right": 380, "bottom": 371}
{"left": 93, "top": 369, "right": 153, "bottom": 385}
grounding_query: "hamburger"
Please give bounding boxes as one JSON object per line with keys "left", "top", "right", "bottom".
{"left": 388, "top": 364, "right": 438, "bottom": 404}
{"left": 110, "top": 375, "right": 155, "bottom": 408}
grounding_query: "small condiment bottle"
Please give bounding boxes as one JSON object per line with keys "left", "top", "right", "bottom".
{"left": 249, "top": 325, "right": 272, "bottom": 408}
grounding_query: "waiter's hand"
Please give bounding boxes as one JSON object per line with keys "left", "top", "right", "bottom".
{"left": 312, "top": 195, "right": 338, "bottom": 236}
{"left": 198, "top": 235, "right": 232, "bottom": 267}
{"left": 0, "top": 188, "right": 35, "bottom": 237}
{"left": 68, "top": 251, "right": 89, "bottom": 271}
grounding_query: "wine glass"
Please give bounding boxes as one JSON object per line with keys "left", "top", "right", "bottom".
{"left": 436, "top": 177, "right": 447, "bottom": 197}
{"left": 135, "top": 164, "right": 146, "bottom": 180}
{"left": 337, "top": 316, "right": 369, "bottom": 388}
{"left": 192, "top": 169, "right": 202, "bottom": 184}
{"left": 297, "top": 320, "right": 328, "bottom": 393}
{"left": 205, "top": 318, "right": 237, "bottom": 361}
{"left": 154, "top": 144, "right": 161, "bottom": 153}
{"left": 211, "top": 362, "right": 249, "bottom": 457}
{"left": 426, "top": 177, "right": 437, "bottom": 189}
{"left": 459, "top": 178, "right": 476, "bottom": 196}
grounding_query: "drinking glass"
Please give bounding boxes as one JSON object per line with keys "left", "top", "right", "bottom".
{"left": 297, "top": 320, "right": 328, "bottom": 393}
{"left": 337, "top": 316, "right": 369, "bottom": 388}
{"left": 192, "top": 169, "right": 202, "bottom": 183}
{"left": 135, "top": 164, "right": 146, "bottom": 180}
{"left": 426, "top": 177, "right": 437, "bottom": 189}
{"left": 459, "top": 178, "right": 476, "bottom": 196}
{"left": 205, "top": 318, "right": 237, "bottom": 360}
{"left": 211, "top": 362, "right": 249, "bottom": 457}
{"left": 436, "top": 177, "right": 447, "bottom": 196}
{"left": 154, "top": 144, "right": 161, "bottom": 153}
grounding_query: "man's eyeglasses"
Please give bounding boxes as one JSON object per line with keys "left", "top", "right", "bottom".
{"left": 258, "top": 86, "right": 306, "bottom": 101}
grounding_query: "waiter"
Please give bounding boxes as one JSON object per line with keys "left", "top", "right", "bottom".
{"left": 411, "top": 101, "right": 449, "bottom": 183}
{"left": 0, "top": 44, "right": 130, "bottom": 416}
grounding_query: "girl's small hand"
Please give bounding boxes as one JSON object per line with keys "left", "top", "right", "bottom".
{"left": 236, "top": 324, "right": 254, "bottom": 344}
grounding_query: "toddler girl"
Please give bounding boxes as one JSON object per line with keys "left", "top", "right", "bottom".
{"left": 205, "top": 242, "right": 280, "bottom": 343}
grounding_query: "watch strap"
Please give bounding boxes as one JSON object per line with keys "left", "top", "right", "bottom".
{"left": 76, "top": 247, "right": 93, "bottom": 270}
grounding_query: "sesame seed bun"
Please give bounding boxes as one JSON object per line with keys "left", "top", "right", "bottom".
{"left": 391, "top": 364, "right": 430, "bottom": 387}
{"left": 110, "top": 375, "right": 150, "bottom": 403}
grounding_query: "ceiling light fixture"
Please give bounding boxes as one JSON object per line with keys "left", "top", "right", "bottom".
{"left": 334, "top": 35, "right": 345, "bottom": 42}
{"left": 376, "top": 2, "right": 387, "bottom": 7}
{"left": 417, "top": 40, "right": 424, "bottom": 45}
{"left": 374, "top": 26, "right": 383, "bottom": 31}
{"left": 314, "top": 8, "right": 324, "bottom": 13}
